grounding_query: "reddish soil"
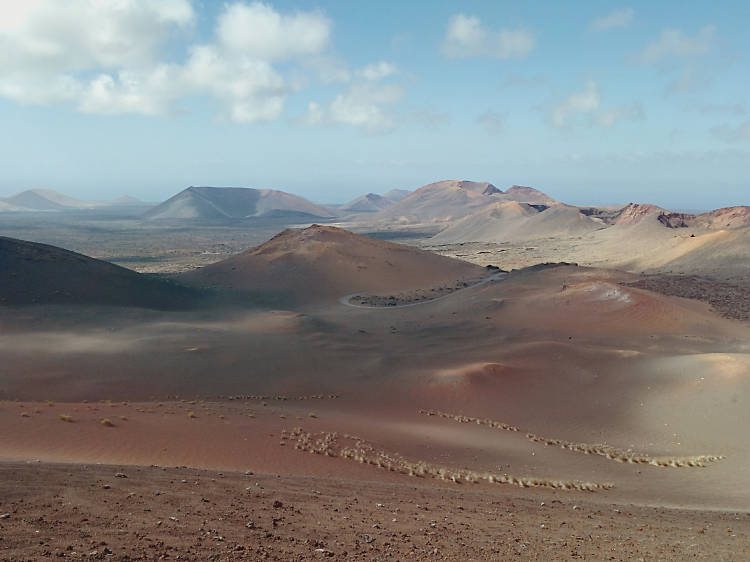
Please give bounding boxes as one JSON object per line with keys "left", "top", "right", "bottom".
{"left": 625, "top": 274, "right": 750, "bottom": 321}
{"left": 2, "top": 462, "right": 749, "bottom": 561}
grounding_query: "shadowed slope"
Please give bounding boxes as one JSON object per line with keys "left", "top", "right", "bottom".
{"left": 0, "top": 236, "right": 199, "bottom": 308}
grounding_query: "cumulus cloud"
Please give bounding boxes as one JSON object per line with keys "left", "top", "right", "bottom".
{"left": 0, "top": 1, "right": 332, "bottom": 123}
{"left": 301, "top": 65, "right": 404, "bottom": 134}
{"left": 590, "top": 8, "right": 634, "bottom": 31}
{"left": 299, "top": 61, "right": 404, "bottom": 133}
{"left": 550, "top": 81, "right": 601, "bottom": 128}
{"left": 443, "top": 14, "right": 535, "bottom": 59}
{"left": 550, "top": 81, "right": 643, "bottom": 129}
{"left": 634, "top": 26, "right": 715, "bottom": 65}
{"left": 216, "top": 2, "right": 330, "bottom": 61}
{"left": 359, "top": 61, "right": 398, "bottom": 81}
{"left": 595, "top": 102, "right": 644, "bottom": 127}
{"left": 476, "top": 110, "right": 504, "bottom": 134}
{"left": 712, "top": 120, "right": 750, "bottom": 142}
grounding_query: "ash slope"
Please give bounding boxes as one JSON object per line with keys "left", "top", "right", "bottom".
{"left": 370, "top": 181, "right": 557, "bottom": 225}
{"left": 0, "top": 236, "right": 199, "bottom": 309}
{"left": 179, "top": 225, "right": 486, "bottom": 303}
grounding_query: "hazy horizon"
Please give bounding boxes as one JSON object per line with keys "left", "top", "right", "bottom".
{"left": 1, "top": 1, "right": 748, "bottom": 210}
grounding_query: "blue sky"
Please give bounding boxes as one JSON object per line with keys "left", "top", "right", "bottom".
{"left": 0, "top": 1, "right": 748, "bottom": 209}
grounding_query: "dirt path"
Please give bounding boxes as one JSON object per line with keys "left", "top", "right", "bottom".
{"left": 339, "top": 271, "right": 506, "bottom": 309}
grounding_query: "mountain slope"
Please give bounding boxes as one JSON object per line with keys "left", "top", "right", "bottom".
{"left": 382, "top": 188, "right": 411, "bottom": 202}
{"left": 144, "top": 186, "right": 334, "bottom": 220}
{"left": 371, "top": 180, "right": 557, "bottom": 225}
{"left": 179, "top": 225, "right": 486, "bottom": 303}
{"left": 4, "top": 189, "right": 104, "bottom": 210}
{"left": 433, "top": 202, "right": 603, "bottom": 243}
{"left": 0, "top": 236, "right": 198, "bottom": 308}
{"left": 340, "top": 193, "right": 394, "bottom": 213}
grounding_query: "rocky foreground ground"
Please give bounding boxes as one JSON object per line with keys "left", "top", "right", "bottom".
{"left": 1, "top": 462, "right": 748, "bottom": 561}
{"left": 625, "top": 274, "right": 750, "bottom": 321}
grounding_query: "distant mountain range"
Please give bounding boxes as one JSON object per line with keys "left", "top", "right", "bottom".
{"left": 0, "top": 189, "right": 144, "bottom": 212}
{"left": 144, "top": 186, "right": 334, "bottom": 220}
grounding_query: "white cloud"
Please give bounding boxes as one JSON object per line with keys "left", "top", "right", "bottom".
{"left": 590, "top": 8, "right": 634, "bottom": 31}
{"left": 0, "top": 0, "right": 194, "bottom": 73}
{"left": 0, "top": 1, "right": 331, "bottom": 123}
{"left": 301, "top": 64, "right": 404, "bottom": 133}
{"left": 477, "top": 110, "right": 504, "bottom": 134}
{"left": 443, "top": 14, "right": 535, "bottom": 59}
{"left": 360, "top": 61, "right": 398, "bottom": 81}
{"left": 550, "top": 81, "right": 643, "bottom": 129}
{"left": 634, "top": 26, "right": 715, "bottom": 65}
{"left": 550, "top": 80, "right": 601, "bottom": 128}
{"left": 712, "top": 120, "right": 750, "bottom": 142}
{"left": 216, "top": 2, "right": 330, "bottom": 61}
{"left": 595, "top": 102, "right": 644, "bottom": 127}
{"left": 299, "top": 101, "right": 325, "bottom": 126}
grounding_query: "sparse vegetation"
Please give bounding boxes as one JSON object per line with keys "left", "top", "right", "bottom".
{"left": 100, "top": 418, "right": 115, "bottom": 427}
{"left": 59, "top": 414, "right": 73, "bottom": 423}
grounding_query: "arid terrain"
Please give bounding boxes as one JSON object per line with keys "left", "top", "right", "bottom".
{"left": 1, "top": 182, "right": 749, "bottom": 560}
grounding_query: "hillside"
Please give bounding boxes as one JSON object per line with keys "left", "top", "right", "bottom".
{"left": 0, "top": 236, "right": 198, "bottom": 308}
{"left": 179, "top": 225, "right": 486, "bottom": 303}
{"left": 433, "top": 202, "right": 604, "bottom": 243}
{"left": 369, "top": 180, "right": 557, "bottom": 225}
{"left": 144, "top": 186, "right": 334, "bottom": 220}
{"left": 382, "top": 188, "right": 411, "bottom": 202}
{"left": 340, "top": 193, "right": 394, "bottom": 213}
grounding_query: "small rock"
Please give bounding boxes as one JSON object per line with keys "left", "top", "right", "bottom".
{"left": 0, "top": 513, "right": 10, "bottom": 519}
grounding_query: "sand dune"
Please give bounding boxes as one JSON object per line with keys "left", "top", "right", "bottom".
{"left": 144, "top": 186, "right": 334, "bottom": 220}
{"left": 179, "top": 225, "right": 486, "bottom": 303}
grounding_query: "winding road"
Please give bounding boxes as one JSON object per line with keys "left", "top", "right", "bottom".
{"left": 338, "top": 271, "right": 507, "bottom": 309}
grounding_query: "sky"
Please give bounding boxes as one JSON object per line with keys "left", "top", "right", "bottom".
{"left": 0, "top": 0, "right": 748, "bottom": 209}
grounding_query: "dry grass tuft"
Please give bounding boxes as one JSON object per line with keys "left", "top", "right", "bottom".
{"left": 59, "top": 414, "right": 73, "bottom": 423}
{"left": 100, "top": 418, "right": 115, "bottom": 427}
